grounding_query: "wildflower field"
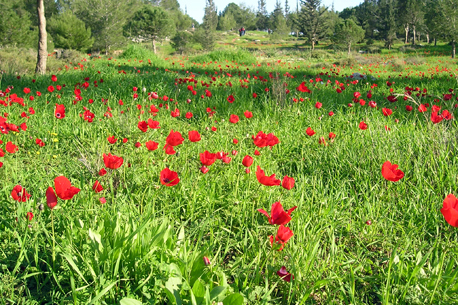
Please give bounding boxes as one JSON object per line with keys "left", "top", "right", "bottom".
{"left": 1, "top": 44, "right": 458, "bottom": 304}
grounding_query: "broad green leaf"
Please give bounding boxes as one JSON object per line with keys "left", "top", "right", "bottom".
{"left": 210, "top": 286, "right": 226, "bottom": 302}
{"left": 223, "top": 293, "right": 244, "bottom": 305}
{"left": 120, "top": 297, "right": 143, "bottom": 305}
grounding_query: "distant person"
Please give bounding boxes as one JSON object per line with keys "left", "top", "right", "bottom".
{"left": 239, "top": 28, "right": 242, "bottom": 37}
{"left": 242, "top": 27, "right": 245, "bottom": 36}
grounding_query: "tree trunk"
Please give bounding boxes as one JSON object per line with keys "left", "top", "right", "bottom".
{"left": 453, "top": 40, "right": 456, "bottom": 59}
{"left": 404, "top": 24, "right": 409, "bottom": 44}
{"left": 35, "top": 0, "right": 47, "bottom": 75}
{"left": 311, "top": 40, "right": 315, "bottom": 51}
{"left": 152, "top": 38, "right": 157, "bottom": 54}
{"left": 348, "top": 42, "right": 351, "bottom": 56}
{"left": 434, "top": 38, "right": 437, "bottom": 46}
{"left": 426, "top": 33, "right": 429, "bottom": 44}
{"left": 412, "top": 25, "right": 416, "bottom": 45}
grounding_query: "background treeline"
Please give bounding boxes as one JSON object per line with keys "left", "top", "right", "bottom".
{"left": 1, "top": 0, "right": 458, "bottom": 57}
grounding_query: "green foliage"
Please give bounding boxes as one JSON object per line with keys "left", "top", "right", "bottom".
{"left": 119, "top": 44, "right": 159, "bottom": 61}
{"left": 47, "top": 11, "right": 94, "bottom": 51}
{"left": 299, "top": 0, "right": 328, "bottom": 49}
{"left": 332, "top": 18, "right": 365, "bottom": 54}
{"left": 124, "top": 6, "right": 176, "bottom": 42}
{"left": 171, "top": 31, "right": 194, "bottom": 54}
{"left": 256, "top": 0, "right": 269, "bottom": 30}
{"left": 200, "top": 0, "right": 218, "bottom": 51}
{"left": 191, "top": 49, "right": 256, "bottom": 62}
{"left": 0, "top": 0, "right": 34, "bottom": 48}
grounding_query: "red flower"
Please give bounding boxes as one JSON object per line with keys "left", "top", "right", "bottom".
{"left": 296, "top": 82, "right": 311, "bottom": 93}
{"left": 99, "top": 168, "right": 107, "bottom": 176}
{"left": 200, "top": 166, "right": 209, "bottom": 174}
{"left": 6, "top": 142, "right": 18, "bottom": 153}
{"left": 229, "top": 114, "right": 239, "bottom": 124}
{"left": 54, "top": 176, "right": 81, "bottom": 200}
{"left": 233, "top": 138, "right": 238, "bottom": 144}
{"left": 257, "top": 201, "right": 297, "bottom": 225}
{"left": 244, "top": 110, "right": 253, "bottom": 118}
{"left": 145, "top": 141, "right": 158, "bottom": 151}
{"left": 306, "top": 127, "right": 315, "bottom": 136}
{"left": 200, "top": 151, "right": 217, "bottom": 166}
{"left": 27, "top": 211, "right": 34, "bottom": 221}
{"left": 23, "top": 88, "right": 31, "bottom": 94}
{"left": 138, "top": 121, "right": 148, "bottom": 132}
{"left": 188, "top": 130, "right": 201, "bottom": 142}
{"left": 382, "top": 108, "right": 393, "bottom": 116}
{"left": 92, "top": 180, "right": 103, "bottom": 193}
{"left": 36, "top": 139, "right": 45, "bottom": 147}
{"left": 418, "top": 104, "right": 427, "bottom": 112}
{"left": 185, "top": 112, "right": 193, "bottom": 119}
{"left": 108, "top": 136, "right": 117, "bottom": 144}
{"left": 148, "top": 119, "right": 160, "bottom": 129}
{"left": 160, "top": 168, "right": 179, "bottom": 186}
{"left": 227, "top": 95, "right": 235, "bottom": 103}
{"left": 166, "top": 129, "right": 184, "bottom": 147}
{"left": 252, "top": 131, "right": 279, "bottom": 147}
{"left": 315, "top": 102, "right": 322, "bottom": 109}
{"left": 51, "top": 75, "right": 57, "bottom": 82}
{"left": 277, "top": 266, "right": 294, "bottom": 282}
{"left": 11, "top": 185, "right": 31, "bottom": 202}
{"left": 442, "top": 110, "right": 452, "bottom": 120}
{"left": 353, "top": 92, "right": 361, "bottom": 99}
{"left": 55, "top": 104, "right": 65, "bottom": 119}
{"left": 359, "top": 121, "right": 368, "bottom": 130}
{"left": 431, "top": 112, "right": 443, "bottom": 124}
{"left": 269, "top": 225, "right": 294, "bottom": 251}
{"left": 171, "top": 109, "right": 180, "bottom": 117}
{"left": 329, "top": 132, "right": 336, "bottom": 139}
{"left": 282, "top": 176, "right": 295, "bottom": 190}
{"left": 103, "top": 153, "right": 124, "bottom": 169}
{"left": 256, "top": 166, "right": 281, "bottom": 186}
{"left": 242, "top": 155, "right": 253, "bottom": 167}
{"left": 211, "top": 126, "right": 217, "bottom": 131}
{"left": 164, "top": 144, "right": 176, "bottom": 155}
{"left": 381, "top": 161, "right": 404, "bottom": 182}
{"left": 46, "top": 187, "right": 57, "bottom": 209}
{"left": 406, "top": 105, "right": 413, "bottom": 112}
{"left": 254, "top": 149, "right": 261, "bottom": 156}
{"left": 441, "top": 194, "right": 458, "bottom": 227}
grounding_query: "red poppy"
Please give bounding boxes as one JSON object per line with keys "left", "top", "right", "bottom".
{"left": 92, "top": 180, "right": 103, "bottom": 193}
{"left": 138, "top": 121, "right": 148, "bottom": 132}
{"left": 269, "top": 225, "right": 294, "bottom": 251}
{"left": 211, "top": 126, "right": 217, "bottom": 131}
{"left": 359, "top": 121, "right": 368, "bottom": 130}
{"left": 244, "top": 110, "right": 253, "bottom": 118}
{"left": 166, "top": 129, "right": 184, "bottom": 147}
{"left": 23, "top": 88, "right": 31, "bottom": 94}
{"left": 185, "top": 112, "right": 193, "bottom": 119}
{"left": 296, "top": 82, "right": 311, "bottom": 93}
{"left": 26, "top": 211, "right": 34, "bottom": 221}
{"left": 200, "top": 151, "right": 217, "bottom": 166}
{"left": 147, "top": 119, "right": 160, "bottom": 129}
{"left": 200, "top": 166, "right": 209, "bottom": 174}
{"left": 329, "top": 132, "right": 336, "bottom": 139}
{"left": 382, "top": 108, "right": 393, "bottom": 116}
{"left": 222, "top": 155, "right": 231, "bottom": 164}
{"left": 282, "top": 176, "right": 295, "bottom": 190}
{"left": 99, "top": 168, "right": 107, "bottom": 176}
{"left": 306, "top": 127, "right": 315, "bottom": 136}
{"left": 160, "top": 168, "right": 179, "bottom": 186}
{"left": 36, "top": 139, "right": 45, "bottom": 147}
{"left": 233, "top": 138, "right": 238, "bottom": 144}
{"left": 418, "top": 104, "right": 427, "bottom": 112}
{"left": 145, "top": 141, "right": 158, "bottom": 151}
{"left": 11, "top": 185, "right": 31, "bottom": 202}
{"left": 163, "top": 144, "right": 176, "bottom": 155}
{"left": 353, "top": 92, "right": 361, "bottom": 99}
{"left": 252, "top": 131, "right": 279, "bottom": 147}
{"left": 256, "top": 166, "right": 281, "bottom": 186}
{"left": 277, "top": 266, "right": 294, "bottom": 282}
{"left": 441, "top": 194, "right": 458, "bottom": 227}
{"left": 227, "top": 95, "right": 235, "bottom": 103}
{"left": 381, "top": 161, "right": 404, "bottom": 182}
{"left": 229, "top": 114, "right": 239, "bottom": 124}
{"left": 406, "top": 105, "right": 413, "bottom": 111}
{"left": 257, "top": 201, "right": 297, "bottom": 225}
{"left": 315, "top": 102, "right": 322, "bottom": 109}
{"left": 242, "top": 155, "right": 253, "bottom": 167}
{"left": 431, "top": 112, "right": 443, "bottom": 124}
{"left": 6, "top": 142, "right": 18, "bottom": 153}
{"left": 51, "top": 74, "right": 57, "bottom": 82}
{"left": 107, "top": 136, "right": 117, "bottom": 144}
{"left": 54, "top": 176, "right": 81, "bottom": 200}
{"left": 54, "top": 104, "right": 65, "bottom": 119}
{"left": 188, "top": 130, "right": 201, "bottom": 142}
{"left": 46, "top": 187, "right": 58, "bottom": 209}
{"left": 103, "top": 153, "right": 124, "bottom": 169}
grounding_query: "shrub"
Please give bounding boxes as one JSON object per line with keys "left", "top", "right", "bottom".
{"left": 191, "top": 49, "right": 256, "bottom": 63}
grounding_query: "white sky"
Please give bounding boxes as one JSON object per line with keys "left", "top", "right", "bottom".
{"left": 177, "top": 0, "right": 363, "bottom": 23}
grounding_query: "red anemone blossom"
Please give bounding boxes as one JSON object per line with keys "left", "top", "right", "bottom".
{"left": 6, "top": 141, "right": 18, "bottom": 153}
{"left": 46, "top": 187, "right": 58, "bottom": 209}
{"left": 282, "top": 176, "right": 295, "bottom": 190}
{"left": 227, "top": 95, "right": 235, "bottom": 103}
{"left": 256, "top": 166, "right": 281, "bottom": 186}
{"left": 103, "top": 153, "right": 124, "bottom": 169}
{"left": 138, "top": 121, "right": 148, "bottom": 132}
{"left": 92, "top": 180, "right": 103, "bottom": 193}
{"left": 277, "top": 266, "right": 294, "bottom": 282}
{"left": 306, "top": 127, "right": 315, "bottom": 136}
{"left": 229, "top": 114, "right": 239, "bottom": 124}
{"left": 257, "top": 201, "right": 297, "bottom": 225}
{"left": 160, "top": 168, "right": 180, "bottom": 186}
{"left": 11, "top": 185, "right": 31, "bottom": 202}
{"left": 145, "top": 141, "right": 159, "bottom": 151}
{"left": 242, "top": 155, "right": 254, "bottom": 167}
{"left": 381, "top": 161, "right": 404, "bottom": 182}
{"left": 200, "top": 151, "right": 217, "bottom": 166}
{"left": 269, "top": 225, "right": 294, "bottom": 251}
{"left": 359, "top": 121, "right": 368, "bottom": 130}
{"left": 166, "top": 129, "right": 184, "bottom": 147}
{"left": 441, "top": 194, "right": 458, "bottom": 227}
{"left": 55, "top": 104, "right": 65, "bottom": 119}
{"left": 54, "top": 176, "right": 81, "bottom": 200}
{"left": 188, "top": 130, "right": 201, "bottom": 142}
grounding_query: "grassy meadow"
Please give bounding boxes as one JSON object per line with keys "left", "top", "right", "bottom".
{"left": 1, "top": 35, "right": 458, "bottom": 304}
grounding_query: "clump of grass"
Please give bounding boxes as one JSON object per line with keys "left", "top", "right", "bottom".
{"left": 119, "top": 44, "right": 159, "bottom": 61}
{"left": 192, "top": 49, "right": 256, "bottom": 63}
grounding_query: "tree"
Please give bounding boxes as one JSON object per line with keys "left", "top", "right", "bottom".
{"left": 271, "top": 0, "right": 289, "bottom": 35}
{"left": 332, "top": 18, "right": 365, "bottom": 55}
{"left": 36, "top": 0, "right": 47, "bottom": 74}
{"left": 256, "top": 0, "right": 269, "bottom": 30}
{"left": 299, "top": 0, "right": 328, "bottom": 50}
{"left": 48, "top": 11, "right": 94, "bottom": 51}
{"left": 0, "top": 0, "right": 33, "bottom": 47}
{"left": 437, "top": 0, "right": 458, "bottom": 58}
{"left": 218, "top": 12, "right": 237, "bottom": 30}
{"left": 171, "top": 31, "right": 193, "bottom": 54}
{"left": 71, "top": 0, "right": 141, "bottom": 54}
{"left": 398, "top": 0, "right": 424, "bottom": 45}
{"left": 424, "top": 0, "right": 442, "bottom": 45}
{"left": 124, "top": 6, "right": 175, "bottom": 54}
{"left": 200, "top": 0, "right": 217, "bottom": 50}
{"left": 379, "top": 0, "right": 397, "bottom": 49}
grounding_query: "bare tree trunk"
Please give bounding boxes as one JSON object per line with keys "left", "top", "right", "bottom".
{"left": 348, "top": 43, "right": 351, "bottom": 56}
{"left": 434, "top": 37, "right": 437, "bottom": 46}
{"left": 152, "top": 38, "right": 157, "bottom": 54}
{"left": 426, "top": 33, "right": 429, "bottom": 44}
{"left": 311, "top": 40, "right": 315, "bottom": 51}
{"left": 404, "top": 24, "right": 409, "bottom": 44}
{"left": 453, "top": 40, "right": 456, "bottom": 59}
{"left": 412, "top": 25, "right": 416, "bottom": 45}
{"left": 35, "top": 0, "right": 47, "bottom": 75}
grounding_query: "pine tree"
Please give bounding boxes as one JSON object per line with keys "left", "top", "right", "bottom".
{"left": 299, "top": 0, "right": 328, "bottom": 50}
{"left": 256, "top": 0, "right": 269, "bottom": 30}
{"left": 0, "top": 0, "right": 33, "bottom": 47}
{"left": 48, "top": 11, "right": 94, "bottom": 51}
{"left": 332, "top": 18, "right": 365, "bottom": 55}
{"left": 398, "top": 0, "right": 424, "bottom": 45}
{"left": 437, "top": 0, "right": 458, "bottom": 58}
{"left": 200, "top": 0, "right": 217, "bottom": 50}
{"left": 379, "top": 0, "right": 397, "bottom": 49}
{"left": 271, "top": 0, "right": 288, "bottom": 35}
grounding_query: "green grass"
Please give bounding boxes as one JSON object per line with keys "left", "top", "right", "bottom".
{"left": 1, "top": 40, "right": 458, "bottom": 304}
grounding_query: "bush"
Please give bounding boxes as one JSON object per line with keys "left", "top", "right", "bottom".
{"left": 47, "top": 11, "right": 94, "bottom": 52}
{"left": 171, "top": 31, "right": 193, "bottom": 54}
{"left": 191, "top": 49, "right": 256, "bottom": 63}
{"left": 119, "top": 44, "right": 159, "bottom": 60}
